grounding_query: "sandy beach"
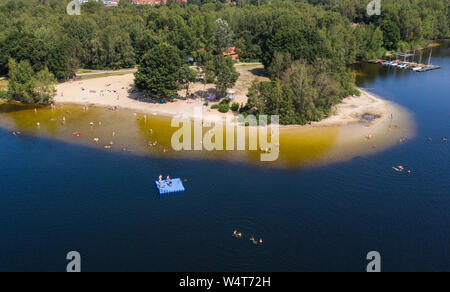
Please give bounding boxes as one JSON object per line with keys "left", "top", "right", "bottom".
{"left": 1, "top": 66, "right": 415, "bottom": 168}
{"left": 55, "top": 64, "right": 390, "bottom": 129}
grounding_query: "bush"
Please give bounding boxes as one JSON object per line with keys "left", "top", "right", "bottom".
{"left": 220, "top": 97, "right": 231, "bottom": 105}
{"left": 239, "top": 103, "right": 251, "bottom": 114}
{"left": 231, "top": 102, "right": 240, "bottom": 112}
{"left": 0, "top": 90, "right": 8, "bottom": 100}
{"left": 218, "top": 103, "right": 230, "bottom": 113}
{"left": 211, "top": 104, "right": 219, "bottom": 110}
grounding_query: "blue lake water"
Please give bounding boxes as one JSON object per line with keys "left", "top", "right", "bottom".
{"left": 0, "top": 42, "right": 448, "bottom": 272}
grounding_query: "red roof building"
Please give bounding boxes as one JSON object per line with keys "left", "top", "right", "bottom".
{"left": 221, "top": 47, "right": 239, "bottom": 60}
{"left": 132, "top": 0, "right": 187, "bottom": 4}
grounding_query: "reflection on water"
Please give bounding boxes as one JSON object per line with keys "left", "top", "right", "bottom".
{"left": 0, "top": 99, "right": 414, "bottom": 168}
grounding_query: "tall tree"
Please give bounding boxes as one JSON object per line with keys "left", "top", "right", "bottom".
{"left": 7, "top": 59, "right": 56, "bottom": 104}
{"left": 178, "top": 65, "right": 198, "bottom": 97}
{"left": 213, "top": 55, "right": 240, "bottom": 98}
{"left": 215, "top": 18, "right": 234, "bottom": 52}
{"left": 134, "top": 43, "right": 182, "bottom": 98}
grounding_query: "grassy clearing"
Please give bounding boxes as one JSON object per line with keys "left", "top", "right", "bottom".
{"left": 75, "top": 71, "right": 134, "bottom": 81}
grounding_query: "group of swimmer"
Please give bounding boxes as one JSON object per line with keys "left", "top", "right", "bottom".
{"left": 392, "top": 165, "right": 411, "bottom": 174}
{"left": 158, "top": 175, "right": 172, "bottom": 188}
{"left": 233, "top": 230, "right": 263, "bottom": 246}
{"left": 148, "top": 140, "right": 158, "bottom": 147}
{"left": 426, "top": 137, "right": 447, "bottom": 142}
{"left": 28, "top": 104, "right": 159, "bottom": 155}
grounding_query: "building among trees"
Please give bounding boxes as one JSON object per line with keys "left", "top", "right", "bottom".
{"left": 221, "top": 47, "right": 239, "bottom": 60}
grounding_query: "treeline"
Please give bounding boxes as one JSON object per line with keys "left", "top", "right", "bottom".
{"left": 309, "top": 0, "right": 449, "bottom": 58}
{"left": 2, "top": 0, "right": 446, "bottom": 79}
{"left": 0, "top": 0, "right": 447, "bottom": 121}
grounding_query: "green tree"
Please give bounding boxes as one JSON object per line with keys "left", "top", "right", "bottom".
{"left": 34, "top": 67, "right": 57, "bottom": 103}
{"left": 268, "top": 52, "right": 292, "bottom": 80}
{"left": 215, "top": 18, "right": 233, "bottom": 52}
{"left": 178, "top": 65, "right": 198, "bottom": 97}
{"left": 134, "top": 44, "right": 182, "bottom": 98}
{"left": 8, "top": 58, "right": 36, "bottom": 103}
{"left": 380, "top": 20, "right": 401, "bottom": 51}
{"left": 213, "top": 56, "right": 240, "bottom": 98}
{"left": 8, "top": 59, "right": 56, "bottom": 104}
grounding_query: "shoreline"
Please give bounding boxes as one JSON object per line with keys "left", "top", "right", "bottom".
{"left": 0, "top": 85, "right": 415, "bottom": 169}
{"left": 54, "top": 71, "right": 389, "bottom": 130}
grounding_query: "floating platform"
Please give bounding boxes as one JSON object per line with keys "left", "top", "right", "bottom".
{"left": 155, "top": 178, "right": 185, "bottom": 195}
{"left": 415, "top": 65, "right": 441, "bottom": 72}
{"left": 370, "top": 60, "right": 441, "bottom": 72}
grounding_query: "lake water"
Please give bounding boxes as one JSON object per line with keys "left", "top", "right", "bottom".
{"left": 0, "top": 42, "right": 448, "bottom": 272}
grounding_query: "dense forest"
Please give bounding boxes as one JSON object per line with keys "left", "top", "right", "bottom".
{"left": 0, "top": 0, "right": 448, "bottom": 123}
